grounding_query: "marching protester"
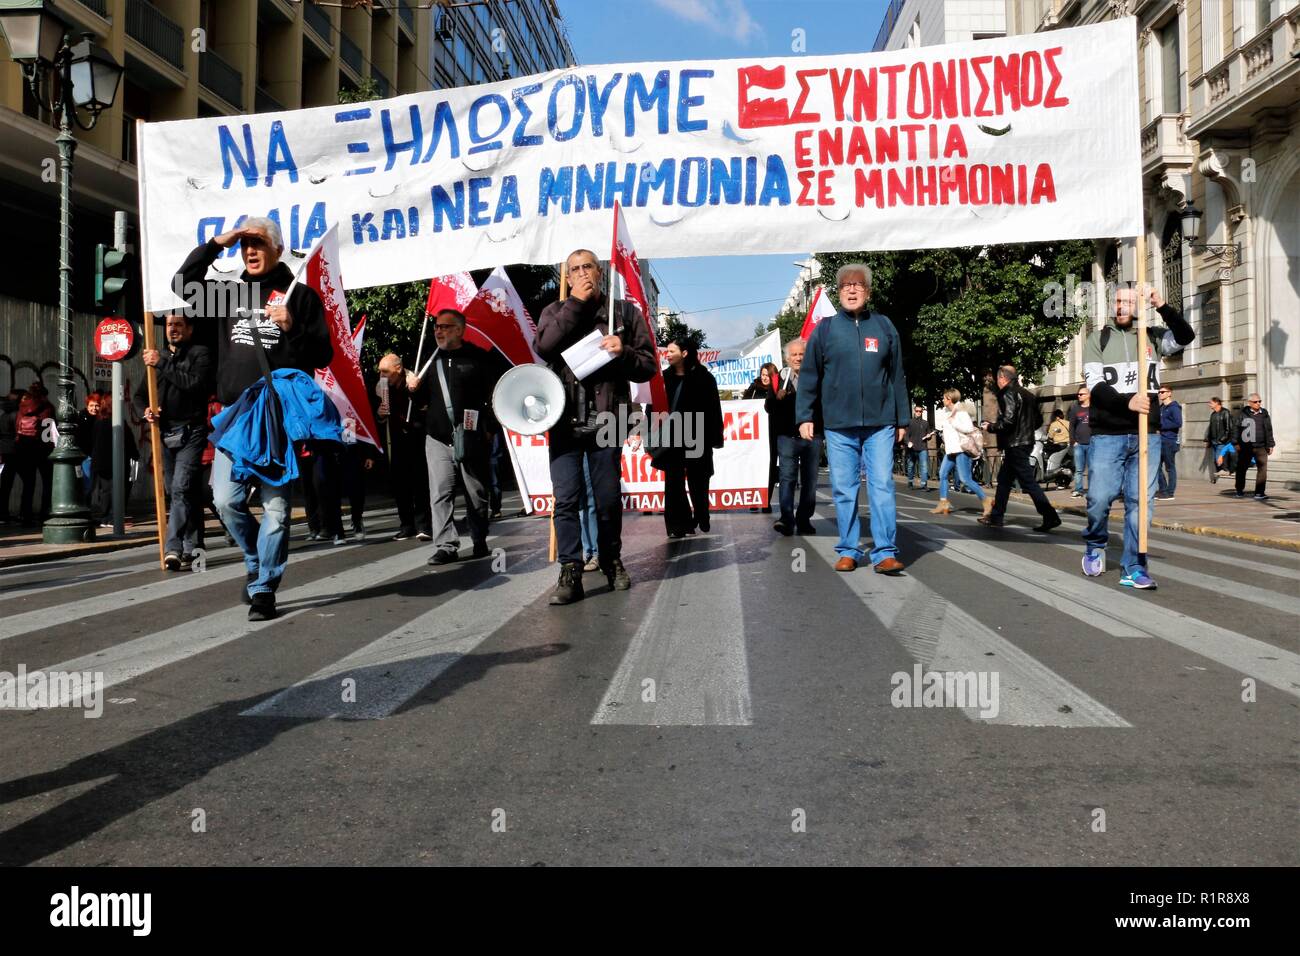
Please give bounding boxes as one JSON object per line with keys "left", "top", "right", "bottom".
{"left": 903, "top": 404, "right": 934, "bottom": 491}
{"left": 134, "top": 312, "right": 214, "bottom": 569}
{"left": 1080, "top": 286, "right": 1194, "bottom": 589}
{"left": 979, "top": 365, "right": 1061, "bottom": 532}
{"left": 338, "top": 425, "right": 375, "bottom": 540}
{"left": 932, "top": 388, "right": 989, "bottom": 516}
{"left": 176, "top": 218, "right": 335, "bottom": 621}
{"left": 743, "top": 362, "right": 779, "bottom": 513}
{"left": 376, "top": 352, "right": 432, "bottom": 541}
{"left": 0, "top": 388, "right": 20, "bottom": 523}
{"left": 1155, "top": 385, "right": 1182, "bottom": 500}
{"left": 768, "top": 338, "right": 819, "bottom": 536}
{"left": 300, "top": 442, "right": 346, "bottom": 544}
{"left": 1067, "top": 386, "right": 1091, "bottom": 498}
{"left": 535, "top": 248, "right": 657, "bottom": 605}
{"left": 11, "top": 380, "right": 54, "bottom": 525}
{"left": 797, "top": 262, "right": 909, "bottom": 575}
{"left": 1204, "top": 395, "right": 1236, "bottom": 483}
{"left": 86, "top": 389, "right": 138, "bottom": 526}
{"left": 1234, "top": 393, "right": 1275, "bottom": 500}
{"left": 405, "top": 308, "right": 504, "bottom": 566}
{"left": 659, "top": 336, "right": 724, "bottom": 539}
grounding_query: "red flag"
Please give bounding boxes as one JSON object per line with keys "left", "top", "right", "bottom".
{"left": 461, "top": 267, "right": 541, "bottom": 367}
{"left": 294, "top": 224, "right": 381, "bottom": 449}
{"left": 800, "top": 285, "right": 837, "bottom": 340}
{"left": 611, "top": 201, "right": 667, "bottom": 410}
{"left": 426, "top": 271, "right": 477, "bottom": 317}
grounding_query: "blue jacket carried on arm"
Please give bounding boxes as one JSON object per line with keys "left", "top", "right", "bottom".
{"left": 796, "top": 309, "right": 910, "bottom": 432}
{"left": 210, "top": 369, "right": 341, "bottom": 486}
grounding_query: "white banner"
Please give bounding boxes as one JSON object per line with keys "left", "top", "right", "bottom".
{"left": 508, "top": 399, "right": 771, "bottom": 513}
{"left": 136, "top": 19, "right": 1141, "bottom": 311}
{"left": 705, "top": 329, "right": 782, "bottom": 391}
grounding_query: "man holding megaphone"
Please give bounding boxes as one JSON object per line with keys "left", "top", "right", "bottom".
{"left": 535, "top": 249, "right": 658, "bottom": 605}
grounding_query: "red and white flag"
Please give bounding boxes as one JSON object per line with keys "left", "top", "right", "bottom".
{"left": 462, "top": 267, "right": 541, "bottom": 367}
{"left": 800, "top": 285, "right": 837, "bottom": 340}
{"left": 426, "top": 271, "right": 477, "bottom": 317}
{"left": 611, "top": 201, "right": 667, "bottom": 410}
{"left": 292, "top": 223, "right": 381, "bottom": 449}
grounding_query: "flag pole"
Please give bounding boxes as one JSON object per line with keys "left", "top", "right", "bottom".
{"left": 550, "top": 265, "right": 567, "bottom": 564}
{"left": 408, "top": 305, "right": 430, "bottom": 424}
{"left": 1136, "top": 231, "right": 1149, "bottom": 567}
{"left": 141, "top": 314, "right": 167, "bottom": 568}
{"left": 609, "top": 201, "right": 620, "bottom": 335}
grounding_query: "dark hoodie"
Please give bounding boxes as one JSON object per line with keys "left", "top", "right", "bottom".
{"left": 176, "top": 240, "right": 334, "bottom": 404}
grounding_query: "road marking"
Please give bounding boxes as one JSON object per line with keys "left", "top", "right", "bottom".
{"left": 242, "top": 551, "right": 558, "bottom": 720}
{"left": 593, "top": 531, "right": 752, "bottom": 726}
{"left": 903, "top": 520, "right": 1300, "bottom": 700}
{"left": 0, "top": 546, "right": 435, "bottom": 709}
{"left": 802, "top": 533, "right": 1130, "bottom": 727}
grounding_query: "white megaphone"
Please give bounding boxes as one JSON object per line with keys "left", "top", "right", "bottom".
{"left": 492, "top": 364, "right": 566, "bottom": 436}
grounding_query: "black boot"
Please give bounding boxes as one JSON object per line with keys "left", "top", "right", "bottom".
{"left": 604, "top": 557, "right": 631, "bottom": 591}
{"left": 549, "top": 561, "right": 585, "bottom": 605}
{"left": 248, "top": 590, "right": 277, "bottom": 621}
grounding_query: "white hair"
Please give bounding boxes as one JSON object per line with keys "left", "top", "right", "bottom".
{"left": 835, "top": 262, "right": 872, "bottom": 290}
{"left": 242, "top": 216, "right": 284, "bottom": 252}
{"left": 783, "top": 338, "right": 806, "bottom": 358}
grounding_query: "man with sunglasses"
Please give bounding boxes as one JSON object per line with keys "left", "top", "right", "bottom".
{"left": 1234, "top": 394, "right": 1275, "bottom": 500}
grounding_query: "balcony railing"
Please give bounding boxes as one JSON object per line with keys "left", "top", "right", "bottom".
{"left": 75, "top": 0, "right": 108, "bottom": 17}
{"left": 199, "top": 50, "right": 243, "bottom": 108}
{"left": 126, "top": 0, "right": 184, "bottom": 70}
{"left": 1140, "top": 112, "right": 1194, "bottom": 175}
{"left": 370, "top": 65, "right": 390, "bottom": 98}
{"left": 304, "top": 0, "right": 332, "bottom": 44}
{"left": 340, "top": 34, "right": 363, "bottom": 76}
{"left": 1187, "top": 5, "right": 1300, "bottom": 137}
{"left": 256, "top": 86, "right": 284, "bottom": 114}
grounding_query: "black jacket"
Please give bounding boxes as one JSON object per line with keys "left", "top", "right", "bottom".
{"left": 660, "top": 364, "right": 725, "bottom": 474}
{"left": 86, "top": 417, "right": 138, "bottom": 479}
{"left": 1205, "top": 407, "right": 1235, "bottom": 446}
{"left": 176, "top": 240, "right": 334, "bottom": 404}
{"left": 987, "top": 382, "right": 1038, "bottom": 448}
{"left": 535, "top": 294, "right": 658, "bottom": 432}
{"left": 742, "top": 380, "right": 772, "bottom": 401}
{"left": 904, "top": 416, "right": 931, "bottom": 450}
{"left": 413, "top": 342, "right": 504, "bottom": 448}
{"left": 1236, "top": 407, "right": 1274, "bottom": 449}
{"left": 132, "top": 341, "right": 213, "bottom": 427}
{"left": 0, "top": 396, "right": 17, "bottom": 456}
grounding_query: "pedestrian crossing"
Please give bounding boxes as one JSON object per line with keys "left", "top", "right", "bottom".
{"left": 1, "top": 494, "right": 1297, "bottom": 730}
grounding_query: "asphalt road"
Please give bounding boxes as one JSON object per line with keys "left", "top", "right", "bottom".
{"left": 1, "top": 477, "right": 1296, "bottom": 866}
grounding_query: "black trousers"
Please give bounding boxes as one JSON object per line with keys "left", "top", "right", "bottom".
{"left": 663, "top": 458, "right": 712, "bottom": 534}
{"left": 991, "top": 445, "right": 1057, "bottom": 520}
{"left": 389, "top": 431, "right": 431, "bottom": 534}
{"left": 303, "top": 447, "right": 344, "bottom": 537}
{"left": 550, "top": 431, "right": 622, "bottom": 567}
{"left": 1235, "top": 444, "right": 1268, "bottom": 494}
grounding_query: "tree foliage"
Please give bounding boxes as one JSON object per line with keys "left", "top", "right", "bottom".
{"left": 657, "top": 312, "right": 708, "bottom": 351}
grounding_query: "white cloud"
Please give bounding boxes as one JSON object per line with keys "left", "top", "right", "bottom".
{"left": 650, "top": 0, "right": 762, "bottom": 45}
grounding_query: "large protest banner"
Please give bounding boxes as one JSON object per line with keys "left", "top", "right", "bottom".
{"left": 705, "top": 330, "right": 782, "bottom": 391}
{"left": 136, "top": 19, "right": 1141, "bottom": 311}
{"left": 508, "top": 399, "right": 771, "bottom": 514}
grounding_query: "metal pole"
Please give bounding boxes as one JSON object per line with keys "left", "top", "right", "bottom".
{"left": 42, "top": 56, "right": 94, "bottom": 545}
{"left": 111, "top": 210, "right": 126, "bottom": 536}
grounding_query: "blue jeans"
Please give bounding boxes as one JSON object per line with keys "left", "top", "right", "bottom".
{"left": 212, "top": 449, "right": 292, "bottom": 596}
{"left": 777, "top": 433, "right": 819, "bottom": 525}
{"left": 1072, "top": 443, "right": 1089, "bottom": 492}
{"left": 938, "top": 453, "right": 985, "bottom": 500}
{"left": 825, "top": 425, "right": 898, "bottom": 564}
{"left": 1083, "top": 433, "right": 1159, "bottom": 575}
{"left": 578, "top": 455, "right": 598, "bottom": 558}
{"left": 1157, "top": 436, "right": 1178, "bottom": 495}
{"left": 904, "top": 448, "right": 929, "bottom": 486}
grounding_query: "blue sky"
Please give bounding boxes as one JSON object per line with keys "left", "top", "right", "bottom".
{"left": 560, "top": 0, "right": 891, "bottom": 347}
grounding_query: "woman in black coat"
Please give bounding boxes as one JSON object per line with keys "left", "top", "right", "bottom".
{"left": 657, "top": 337, "right": 724, "bottom": 538}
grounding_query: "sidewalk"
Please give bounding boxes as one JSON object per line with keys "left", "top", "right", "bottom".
{"left": 1008, "top": 476, "right": 1299, "bottom": 552}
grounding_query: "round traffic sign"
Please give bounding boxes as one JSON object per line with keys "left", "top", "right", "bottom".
{"left": 94, "top": 317, "right": 136, "bottom": 362}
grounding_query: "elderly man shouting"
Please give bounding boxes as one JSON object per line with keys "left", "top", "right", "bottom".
{"left": 796, "top": 263, "right": 910, "bottom": 574}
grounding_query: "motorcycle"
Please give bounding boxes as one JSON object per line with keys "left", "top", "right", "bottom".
{"left": 1027, "top": 427, "right": 1075, "bottom": 489}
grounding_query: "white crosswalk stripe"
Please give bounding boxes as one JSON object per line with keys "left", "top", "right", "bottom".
{"left": 242, "top": 547, "right": 558, "bottom": 720}
{"left": 801, "top": 533, "right": 1131, "bottom": 727}
{"left": 0, "top": 546, "right": 433, "bottom": 710}
{"left": 593, "top": 528, "right": 752, "bottom": 726}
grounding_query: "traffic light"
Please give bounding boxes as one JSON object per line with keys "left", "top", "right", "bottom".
{"left": 94, "top": 243, "right": 133, "bottom": 314}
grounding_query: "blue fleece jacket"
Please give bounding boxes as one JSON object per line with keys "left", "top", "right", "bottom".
{"left": 796, "top": 309, "right": 910, "bottom": 432}
{"left": 210, "top": 368, "right": 341, "bottom": 485}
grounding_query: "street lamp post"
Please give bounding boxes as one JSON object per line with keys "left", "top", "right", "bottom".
{"left": 0, "top": 0, "right": 123, "bottom": 544}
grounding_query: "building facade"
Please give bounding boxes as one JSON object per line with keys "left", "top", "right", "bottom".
{"left": 874, "top": 0, "right": 1007, "bottom": 50}
{"left": 1008, "top": 0, "right": 1300, "bottom": 489}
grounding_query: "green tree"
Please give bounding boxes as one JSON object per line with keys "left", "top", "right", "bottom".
{"left": 657, "top": 312, "right": 708, "bottom": 352}
{"left": 813, "top": 241, "right": 1093, "bottom": 404}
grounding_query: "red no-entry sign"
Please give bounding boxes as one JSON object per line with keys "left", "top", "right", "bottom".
{"left": 93, "top": 316, "right": 137, "bottom": 362}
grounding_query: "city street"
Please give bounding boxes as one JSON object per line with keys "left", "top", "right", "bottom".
{"left": 1, "top": 477, "right": 1296, "bottom": 867}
